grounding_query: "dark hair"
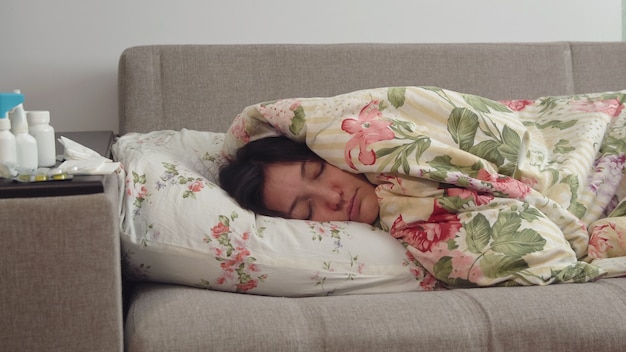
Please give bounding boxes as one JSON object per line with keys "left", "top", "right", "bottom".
{"left": 219, "top": 136, "right": 321, "bottom": 216}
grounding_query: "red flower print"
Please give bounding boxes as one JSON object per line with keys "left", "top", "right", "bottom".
{"left": 419, "top": 272, "right": 439, "bottom": 290}
{"left": 390, "top": 203, "right": 462, "bottom": 253}
{"left": 211, "top": 222, "right": 230, "bottom": 238}
{"left": 499, "top": 99, "right": 534, "bottom": 111}
{"left": 236, "top": 280, "right": 258, "bottom": 292}
{"left": 188, "top": 179, "right": 204, "bottom": 193}
{"left": 341, "top": 100, "right": 395, "bottom": 169}
{"left": 476, "top": 169, "right": 531, "bottom": 199}
{"left": 588, "top": 223, "right": 616, "bottom": 259}
{"left": 207, "top": 218, "right": 264, "bottom": 293}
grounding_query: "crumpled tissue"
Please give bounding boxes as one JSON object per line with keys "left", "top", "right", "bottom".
{"left": 57, "top": 136, "right": 120, "bottom": 175}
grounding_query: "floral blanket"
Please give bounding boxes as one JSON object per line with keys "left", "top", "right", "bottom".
{"left": 223, "top": 87, "right": 626, "bottom": 288}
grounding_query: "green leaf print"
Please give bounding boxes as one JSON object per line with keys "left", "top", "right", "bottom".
{"left": 518, "top": 203, "right": 544, "bottom": 222}
{"left": 553, "top": 139, "right": 575, "bottom": 154}
{"left": 387, "top": 87, "right": 406, "bottom": 109}
{"left": 561, "top": 175, "right": 586, "bottom": 218}
{"left": 608, "top": 199, "right": 626, "bottom": 217}
{"left": 535, "top": 120, "right": 577, "bottom": 130}
{"left": 289, "top": 105, "right": 306, "bottom": 135}
{"left": 457, "top": 210, "right": 547, "bottom": 279}
{"left": 465, "top": 213, "right": 492, "bottom": 254}
{"left": 437, "top": 193, "right": 473, "bottom": 213}
{"left": 162, "top": 162, "right": 178, "bottom": 175}
{"left": 448, "top": 107, "right": 479, "bottom": 151}
{"left": 132, "top": 171, "right": 146, "bottom": 184}
{"left": 433, "top": 256, "right": 453, "bottom": 280}
{"left": 602, "top": 134, "right": 626, "bottom": 155}
{"left": 552, "top": 262, "right": 602, "bottom": 283}
{"left": 469, "top": 140, "right": 505, "bottom": 166}
{"left": 491, "top": 212, "right": 522, "bottom": 238}
{"left": 433, "top": 256, "right": 477, "bottom": 287}
{"left": 492, "top": 227, "right": 546, "bottom": 258}
{"left": 375, "top": 137, "right": 431, "bottom": 173}
{"left": 537, "top": 96, "right": 559, "bottom": 113}
{"left": 218, "top": 215, "right": 231, "bottom": 227}
{"left": 480, "top": 253, "right": 529, "bottom": 279}
{"left": 427, "top": 155, "right": 483, "bottom": 181}
{"left": 498, "top": 125, "right": 522, "bottom": 161}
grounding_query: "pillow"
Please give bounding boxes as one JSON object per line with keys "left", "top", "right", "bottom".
{"left": 112, "top": 129, "right": 434, "bottom": 296}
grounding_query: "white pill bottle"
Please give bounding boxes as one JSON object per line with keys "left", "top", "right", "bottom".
{"left": 27, "top": 110, "right": 56, "bottom": 167}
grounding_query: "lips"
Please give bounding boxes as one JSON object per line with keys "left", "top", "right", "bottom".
{"left": 348, "top": 190, "right": 358, "bottom": 221}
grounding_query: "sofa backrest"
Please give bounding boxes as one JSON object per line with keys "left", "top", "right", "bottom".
{"left": 118, "top": 42, "right": 626, "bottom": 134}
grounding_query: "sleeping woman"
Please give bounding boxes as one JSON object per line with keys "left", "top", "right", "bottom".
{"left": 219, "top": 86, "right": 626, "bottom": 287}
{"left": 219, "top": 136, "right": 380, "bottom": 224}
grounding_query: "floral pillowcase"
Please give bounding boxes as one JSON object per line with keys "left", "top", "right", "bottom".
{"left": 112, "top": 129, "right": 431, "bottom": 296}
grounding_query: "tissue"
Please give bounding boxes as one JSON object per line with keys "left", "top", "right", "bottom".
{"left": 57, "top": 136, "right": 120, "bottom": 175}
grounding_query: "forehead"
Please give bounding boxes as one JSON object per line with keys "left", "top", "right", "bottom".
{"left": 262, "top": 161, "right": 305, "bottom": 213}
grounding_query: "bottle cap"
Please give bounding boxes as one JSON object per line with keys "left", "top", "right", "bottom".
{"left": 26, "top": 110, "right": 50, "bottom": 124}
{"left": 0, "top": 93, "right": 24, "bottom": 119}
{"left": 10, "top": 105, "right": 29, "bottom": 133}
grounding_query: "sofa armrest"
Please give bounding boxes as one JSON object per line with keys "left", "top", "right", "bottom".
{"left": 0, "top": 173, "right": 123, "bottom": 352}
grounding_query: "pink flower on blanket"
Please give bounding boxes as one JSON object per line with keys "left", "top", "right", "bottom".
{"left": 390, "top": 202, "right": 461, "bottom": 253}
{"left": 404, "top": 250, "right": 440, "bottom": 291}
{"left": 572, "top": 98, "right": 625, "bottom": 118}
{"left": 230, "top": 114, "right": 250, "bottom": 143}
{"left": 499, "top": 99, "right": 534, "bottom": 111}
{"left": 341, "top": 100, "right": 395, "bottom": 169}
{"left": 258, "top": 99, "right": 302, "bottom": 133}
{"left": 589, "top": 223, "right": 618, "bottom": 259}
{"left": 588, "top": 222, "right": 626, "bottom": 259}
{"left": 476, "top": 169, "right": 532, "bottom": 199}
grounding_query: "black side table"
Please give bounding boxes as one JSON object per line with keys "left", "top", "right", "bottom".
{"left": 0, "top": 130, "right": 116, "bottom": 198}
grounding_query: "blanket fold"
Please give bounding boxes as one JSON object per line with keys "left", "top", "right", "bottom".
{"left": 224, "top": 86, "right": 626, "bottom": 288}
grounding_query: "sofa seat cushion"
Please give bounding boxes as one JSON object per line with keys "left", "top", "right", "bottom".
{"left": 125, "top": 279, "right": 626, "bottom": 352}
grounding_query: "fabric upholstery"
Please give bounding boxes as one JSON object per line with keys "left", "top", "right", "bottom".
{"left": 125, "top": 280, "right": 626, "bottom": 352}
{"left": 0, "top": 174, "right": 123, "bottom": 352}
{"left": 119, "top": 43, "right": 585, "bottom": 134}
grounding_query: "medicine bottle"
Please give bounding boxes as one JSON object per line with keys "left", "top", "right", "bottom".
{"left": 10, "top": 100, "right": 38, "bottom": 172}
{"left": 0, "top": 115, "right": 16, "bottom": 166}
{"left": 27, "top": 111, "right": 56, "bottom": 167}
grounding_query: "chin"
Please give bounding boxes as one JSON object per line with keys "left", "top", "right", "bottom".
{"left": 360, "top": 201, "right": 380, "bottom": 225}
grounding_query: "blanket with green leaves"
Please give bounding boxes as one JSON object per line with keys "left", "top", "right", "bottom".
{"left": 223, "top": 86, "right": 626, "bottom": 288}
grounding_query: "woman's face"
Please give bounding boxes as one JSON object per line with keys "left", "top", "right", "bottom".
{"left": 262, "top": 160, "right": 379, "bottom": 224}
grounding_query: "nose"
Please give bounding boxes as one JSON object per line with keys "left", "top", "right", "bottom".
{"left": 317, "top": 187, "right": 343, "bottom": 211}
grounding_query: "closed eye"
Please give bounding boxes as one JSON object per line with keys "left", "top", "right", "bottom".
{"left": 315, "top": 162, "right": 325, "bottom": 180}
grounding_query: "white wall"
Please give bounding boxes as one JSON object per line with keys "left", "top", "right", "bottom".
{"left": 0, "top": 0, "right": 622, "bottom": 134}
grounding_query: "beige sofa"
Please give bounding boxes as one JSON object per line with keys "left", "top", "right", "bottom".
{"left": 3, "top": 42, "right": 626, "bottom": 352}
